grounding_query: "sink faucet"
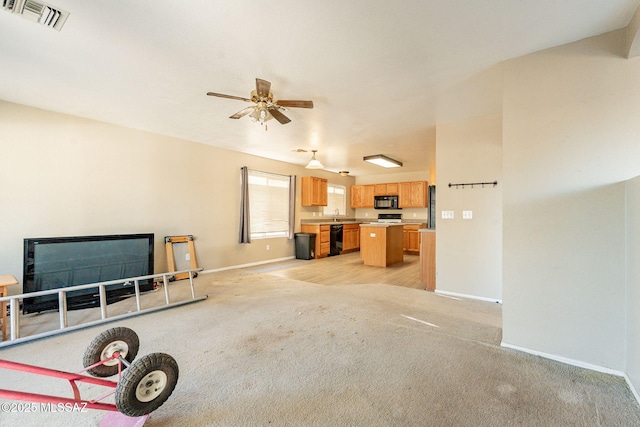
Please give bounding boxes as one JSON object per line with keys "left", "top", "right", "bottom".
{"left": 333, "top": 208, "right": 339, "bottom": 222}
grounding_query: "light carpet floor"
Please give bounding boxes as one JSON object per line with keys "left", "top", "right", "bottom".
{"left": 0, "top": 267, "right": 639, "bottom": 426}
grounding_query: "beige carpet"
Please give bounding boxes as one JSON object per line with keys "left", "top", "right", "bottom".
{"left": 1, "top": 267, "right": 639, "bottom": 426}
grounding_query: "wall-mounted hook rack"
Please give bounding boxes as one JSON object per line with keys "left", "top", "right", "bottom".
{"left": 448, "top": 181, "right": 498, "bottom": 189}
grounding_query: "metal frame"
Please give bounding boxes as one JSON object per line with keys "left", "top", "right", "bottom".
{"left": 0, "top": 268, "right": 205, "bottom": 348}
{"left": 0, "top": 351, "right": 126, "bottom": 412}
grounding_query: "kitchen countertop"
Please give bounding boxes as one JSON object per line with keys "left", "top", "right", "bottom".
{"left": 301, "top": 220, "right": 428, "bottom": 226}
{"left": 300, "top": 221, "right": 363, "bottom": 226}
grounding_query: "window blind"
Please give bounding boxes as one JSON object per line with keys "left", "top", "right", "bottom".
{"left": 248, "top": 170, "right": 290, "bottom": 239}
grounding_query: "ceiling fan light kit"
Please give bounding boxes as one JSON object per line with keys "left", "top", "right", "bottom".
{"left": 305, "top": 150, "right": 324, "bottom": 169}
{"left": 249, "top": 107, "right": 272, "bottom": 125}
{"left": 363, "top": 154, "right": 403, "bottom": 168}
{"left": 207, "top": 78, "right": 313, "bottom": 130}
{"left": 338, "top": 171, "right": 349, "bottom": 176}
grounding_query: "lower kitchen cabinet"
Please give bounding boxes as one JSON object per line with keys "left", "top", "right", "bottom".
{"left": 403, "top": 223, "right": 426, "bottom": 254}
{"left": 342, "top": 223, "right": 360, "bottom": 253}
{"left": 300, "top": 223, "right": 360, "bottom": 258}
{"left": 300, "top": 224, "right": 331, "bottom": 258}
{"left": 420, "top": 230, "right": 436, "bottom": 291}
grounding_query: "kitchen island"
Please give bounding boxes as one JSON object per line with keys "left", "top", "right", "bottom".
{"left": 359, "top": 223, "right": 404, "bottom": 267}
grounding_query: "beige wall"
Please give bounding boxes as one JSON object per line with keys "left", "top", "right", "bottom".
{"left": 432, "top": 27, "right": 640, "bottom": 397}
{"left": 626, "top": 175, "right": 640, "bottom": 395}
{"left": 501, "top": 29, "right": 640, "bottom": 373}
{"left": 436, "top": 114, "right": 502, "bottom": 301}
{"left": 0, "top": 100, "right": 354, "bottom": 293}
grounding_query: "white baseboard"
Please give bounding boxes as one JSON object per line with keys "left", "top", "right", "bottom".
{"left": 501, "top": 342, "right": 640, "bottom": 407}
{"left": 200, "top": 256, "right": 296, "bottom": 274}
{"left": 435, "top": 289, "right": 502, "bottom": 304}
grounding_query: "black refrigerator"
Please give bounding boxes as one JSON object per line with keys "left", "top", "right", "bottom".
{"left": 428, "top": 185, "right": 436, "bottom": 229}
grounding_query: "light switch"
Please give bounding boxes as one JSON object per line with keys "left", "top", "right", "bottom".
{"left": 463, "top": 210, "right": 473, "bottom": 219}
{"left": 441, "top": 210, "right": 454, "bottom": 219}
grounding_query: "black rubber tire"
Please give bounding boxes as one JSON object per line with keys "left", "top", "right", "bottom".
{"left": 83, "top": 327, "right": 140, "bottom": 377}
{"left": 115, "top": 352, "right": 179, "bottom": 417}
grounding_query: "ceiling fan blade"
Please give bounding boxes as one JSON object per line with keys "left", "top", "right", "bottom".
{"left": 207, "top": 92, "right": 252, "bottom": 102}
{"left": 230, "top": 106, "right": 255, "bottom": 119}
{"left": 269, "top": 107, "right": 291, "bottom": 124}
{"left": 276, "top": 100, "right": 314, "bottom": 109}
{"left": 256, "top": 78, "right": 271, "bottom": 98}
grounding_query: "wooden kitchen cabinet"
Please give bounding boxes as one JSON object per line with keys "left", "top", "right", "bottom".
{"left": 350, "top": 185, "right": 374, "bottom": 208}
{"left": 351, "top": 181, "right": 425, "bottom": 208}
{"left": 398, "top": 181, "right": 428, "bottom": 208}
{"left": 301, "top": 176, "right": 328, "bottom": 206}
{"left": 342, "top": 223, "right": 360, "bottom": 252}
{"left": 374, "top": 183, "right": 398, "bottom": 196}
{"left": 300, "top": 224, "right": 331, "bottom": 258}
{"left": 403, "top": 223, "right": 426, "bottom": 254}
{"left": 319, "top": 226, "right": 330, "bottom": 256}
{"left": 420, "top": 230, "right": 436, "bottom": 291}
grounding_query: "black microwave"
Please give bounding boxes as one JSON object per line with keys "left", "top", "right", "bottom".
{"left": 374, "top": 195, "right": 399, "bottom": 209}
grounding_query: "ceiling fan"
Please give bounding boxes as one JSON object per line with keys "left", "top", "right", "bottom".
{"left": 207, "top": 78, "right": 313, "bottom": 129}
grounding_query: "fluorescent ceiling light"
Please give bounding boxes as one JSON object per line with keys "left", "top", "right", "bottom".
{"left": 363, "top": 154, "right": 402, "bottom": 168}
{"left": 305, "top": 150, "right": 324, "bottom": 169}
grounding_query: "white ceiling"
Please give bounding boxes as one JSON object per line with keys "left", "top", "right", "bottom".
{"left": 1, "top": 0, "right": 639, "bottom": 176}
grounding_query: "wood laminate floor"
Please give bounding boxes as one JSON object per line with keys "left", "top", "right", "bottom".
{"left": 245, "top": 251, "right": 425, "bottom": 290}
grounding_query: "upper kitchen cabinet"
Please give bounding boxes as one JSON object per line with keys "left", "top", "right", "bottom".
{"left": 301, "top": 176, "right": 328, "bottom": 206}
{"left": 350, "top": 185, "right": 375, "bottom": 208}
{"left": 399, "top": 181, "right": 428, "bottom": 208}
{"left": 374, "top": 183, "right": 398, "bottom": 196}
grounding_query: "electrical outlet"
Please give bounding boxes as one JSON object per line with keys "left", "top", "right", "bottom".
{"left": 463, "top": 210, "right": 473, "bottom": 219}
{"left": 266, "top": 244, "right": 270, "bottom": 251}
{"left": 365, "top": 212, "right": 368, "bottom": 217}
{"left": 413, "top": 213, "right": 417, "bottom": 217}
{"left": 185, "top": 253, "right": 190, "bottom": 261}
{"left": 313, "top": 212, "right": 316, "bottom": 217}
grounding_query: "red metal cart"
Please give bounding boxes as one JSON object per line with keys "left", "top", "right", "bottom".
{"left": 0, "top": 327, "right": 178, "bottom": 426}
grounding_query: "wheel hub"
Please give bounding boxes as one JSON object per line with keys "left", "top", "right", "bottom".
{"left": 101, "top": 340, "right": 129, "bottom": 366}
{"left": 136, "top": 370, "right": 168, "bottom": 402}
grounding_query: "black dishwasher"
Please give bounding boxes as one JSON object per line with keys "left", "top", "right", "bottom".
{"left": 330, "top": 224, "right": 343, "bottom": 256}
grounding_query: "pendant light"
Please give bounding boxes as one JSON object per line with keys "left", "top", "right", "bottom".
{"left": 305, "top": 150, "right": 324, "bottom": 169}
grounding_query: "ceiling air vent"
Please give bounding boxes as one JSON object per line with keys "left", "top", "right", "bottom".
{"left": 2, "top": 0, "right": 69, "bottom": 31}
{"left": 1, "top": 0, "right": 18, "bottom": 11}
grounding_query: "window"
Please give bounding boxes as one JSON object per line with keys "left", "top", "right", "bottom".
{"left": 323, "top": 184, "right": 346, "bottom": 216}
{"left": 248, "top": 170, "right": 291, "bottom": 239}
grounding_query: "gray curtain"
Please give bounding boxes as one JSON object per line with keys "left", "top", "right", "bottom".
{"left": 239, "top": 166, "right": 251, "bottom": 244}
{"left": 288, "top": 175, "right": 296, "bottom": 239}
